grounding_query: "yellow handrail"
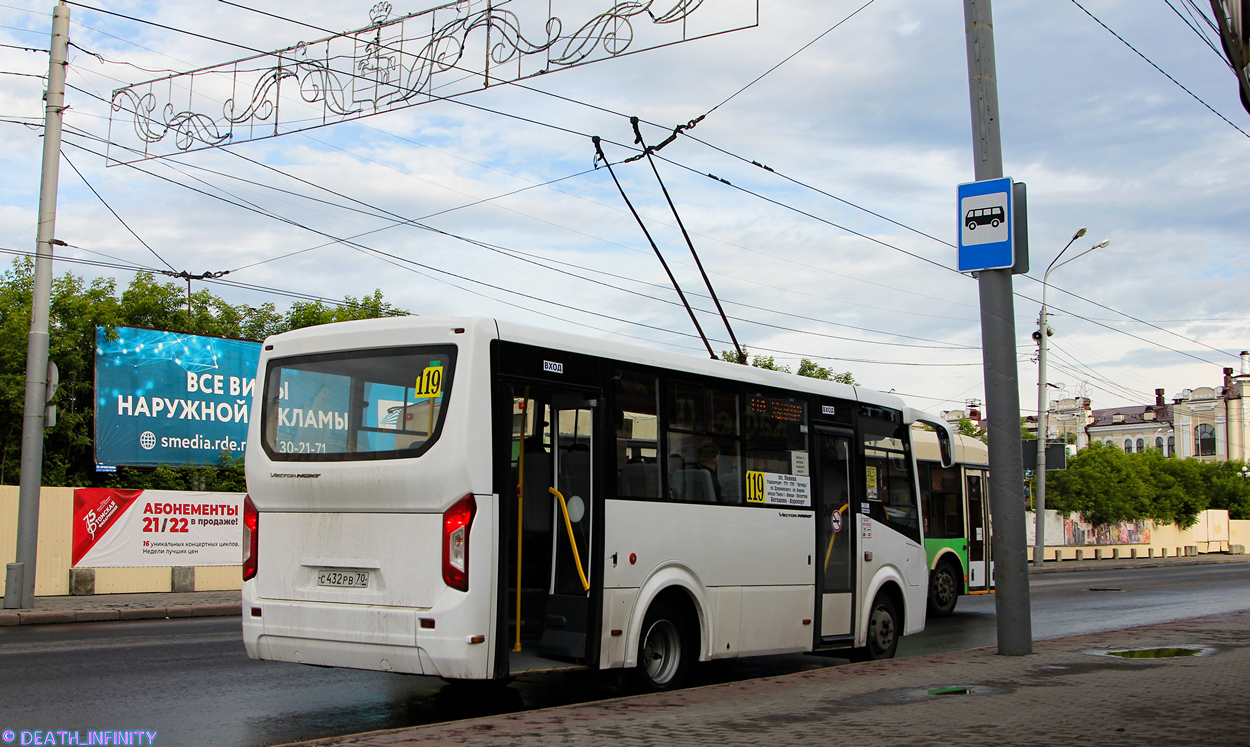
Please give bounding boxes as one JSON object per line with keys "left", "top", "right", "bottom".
{"left": 513, "top": 388, "right": 529, "bottom": 653}
{"left": 549, "top": 487, "right": 590, "bottom": 592}
{"left": 823, "top": 503, "right": 850, "bottom": 572}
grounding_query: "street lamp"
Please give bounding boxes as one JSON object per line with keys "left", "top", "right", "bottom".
{"left": 1034, "top": 230, "right": 1110, "bottom": 566}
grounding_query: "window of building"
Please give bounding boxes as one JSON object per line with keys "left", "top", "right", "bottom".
{"left": 1124, "top": 439, "right": 1133, "bottom": 453}
{"left": 1168, "top": 435, "right": 1175, "bottom": 457}
{"left": 1136, "top": 438, "right": 1144, "bottom": 454}
{"left": 1155, "top": 436, "right": 1164, "bottom": 451}
{"left": 667, "top": 380, "right": 742, "bottom": 503}
{"left": 1106, "top": 439, "right": 1114, "bottom": 448}
{"left": 1196, "top": 423, "right": 1216, "bottom": 457}
{"left": 614, "top": 372, "right": 660, "bottom": 498}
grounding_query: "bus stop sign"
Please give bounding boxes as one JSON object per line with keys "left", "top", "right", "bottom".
{"left": 957, "top": 177, "right": 1014, "bottom": 272}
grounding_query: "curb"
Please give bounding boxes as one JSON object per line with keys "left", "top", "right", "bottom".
{"left": 0, "top": 602, "right": 240, "bottom": 626}
{"left": 1028, "top": 553, "right": 1250, "bottom": 574}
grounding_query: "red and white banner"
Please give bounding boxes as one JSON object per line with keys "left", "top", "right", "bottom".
{"left": 73, "top": 489, "right": 245, "bottom": 567}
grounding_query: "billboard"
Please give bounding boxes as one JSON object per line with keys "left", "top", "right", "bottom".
{"left": 94, "top": 326, "right": 261, "bottom": 468}
{"left": 73, "top": 488, "right": 244, "bottom": 567}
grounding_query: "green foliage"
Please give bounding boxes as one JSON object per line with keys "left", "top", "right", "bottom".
{"left": 957, "top": 416, "right": 987, "bottom": 443}
{"left": 720, "top": 348, "right": 857, "bottom": 384}
{"left": 1046, "top": 443, "right": 1248, "bottom": 527}
{"left": 1020, "top": 417, "right": 1036, "bottom": 440}
{"left": 0, "top": 259, "right": 404, "bottom": 489}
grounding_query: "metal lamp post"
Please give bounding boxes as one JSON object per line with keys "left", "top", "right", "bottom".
{"left": 1033, "top": 232, "right": 1109, "bottom": 566}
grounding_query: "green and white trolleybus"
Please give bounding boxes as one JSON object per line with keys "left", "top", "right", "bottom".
{"left": 913, "top": 430, "right": 994, "bottom": 617}
{"left": 241, "top": 317, "right": 954, "bottom": 690}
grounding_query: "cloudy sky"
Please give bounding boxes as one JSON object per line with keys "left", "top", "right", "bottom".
{"left": 1, "top": 0, "right": 1247, "bottom": 417}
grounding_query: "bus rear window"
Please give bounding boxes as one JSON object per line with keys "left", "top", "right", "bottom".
{"left": 262, "top": 345, "right": 455, "bottom": 461}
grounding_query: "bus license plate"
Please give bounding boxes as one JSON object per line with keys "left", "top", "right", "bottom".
{"left": 317, "top": 570, "right": 370, "bottom": 589}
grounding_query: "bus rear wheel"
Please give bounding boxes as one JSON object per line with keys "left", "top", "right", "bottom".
{"left": 851, "top": 594, "right": 899, "bottom": 661}
{"left": 927, "top": 562, "right": 960, "bottom": 618}
{"left": 631, "top": 601, "right": 691, "bottom": 692}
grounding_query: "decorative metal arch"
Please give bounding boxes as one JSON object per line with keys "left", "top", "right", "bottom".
{"left": 106, "top": 0, "right": 757, "bottom": 164}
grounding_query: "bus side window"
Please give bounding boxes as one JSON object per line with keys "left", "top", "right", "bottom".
{"left": 665, "top": 381, "right": 741, "bottom": 504}
{"left": 860, "top": 411, "right": 920, "bottom": 544}
{"left": 614, "top": 372, "right": 661, "bottom": 499}
{"left": 743, "top": 394, "right": 808, "bottom": 503}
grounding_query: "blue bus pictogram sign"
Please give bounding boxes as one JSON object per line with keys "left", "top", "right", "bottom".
{"left": 957, "top": 177, "right": 1014, "bottom": 272}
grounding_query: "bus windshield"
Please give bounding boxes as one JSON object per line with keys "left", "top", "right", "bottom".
{"left": 262, "top": 345, "right": 455, "bottom": 461}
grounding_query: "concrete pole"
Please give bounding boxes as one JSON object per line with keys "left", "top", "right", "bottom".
{"left": 1034, "top": 300, "right": 1048, "bottom": 567}
{"left": 10, "top": 2, "right": 70, "bottom": 610}
{"left": 962, "top": 0, "right": 1032, "bottom": 655}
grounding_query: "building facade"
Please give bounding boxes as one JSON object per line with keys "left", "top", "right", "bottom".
{"left": 1082, "top": 362, "right": 1250, "bottom": 463}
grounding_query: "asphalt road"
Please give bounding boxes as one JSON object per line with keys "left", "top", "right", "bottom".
{"left": 3, "top": 563, "right": 1249, "bottom": 747}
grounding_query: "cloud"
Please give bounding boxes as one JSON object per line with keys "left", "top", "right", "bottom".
{"left": 0, "top": 0, "right": 1246, "bottom": 413}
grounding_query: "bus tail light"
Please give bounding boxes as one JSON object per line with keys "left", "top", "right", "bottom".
{"left": 242, "top": 494, "right": 259, "bottom": 581}
{"left": 442, "top": 494, "right": 476, "bottom": 591}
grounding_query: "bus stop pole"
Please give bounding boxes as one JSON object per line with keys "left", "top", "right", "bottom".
{"left": 962, "top": 0, "right": 1033, "bottom": 655}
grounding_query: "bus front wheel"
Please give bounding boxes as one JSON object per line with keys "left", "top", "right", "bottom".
{"left": 851, "top": 594, "right": 899, "bottom": 661}
{"left": 632, "top": 601, "right": 692, "bottom": 692}
{"left": 927, "top": 562, "right": 960, "bottom": 618}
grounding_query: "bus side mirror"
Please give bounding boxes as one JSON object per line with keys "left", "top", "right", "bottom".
{"left": 935, "top": 426, "right": 954, "bottom": 469}
{"left": 904, "top": 407, "right": 956, "bottom": 469}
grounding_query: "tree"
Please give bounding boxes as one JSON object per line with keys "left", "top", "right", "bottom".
{"left": 1202, "top": 460, "right": 1250, "bottom": 520}
{"left": 720, "top": 348, "right": 858, "bottom": 384}
{"left": 957, "top": 415, "right": 987, "bottom": 443}
{"left": 1020, "top": 416, "right": 1037, "bottom": 440}
{"left": 1046, "top": 443, "right": 1210, "bottom": 528}
{"left": 0, "top": 259, "right": 405, "bottom": 488}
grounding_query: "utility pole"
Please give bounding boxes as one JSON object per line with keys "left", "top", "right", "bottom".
{"left": 1034, "top": 304, "right": 1051, "bottom": 567}
{"left": 7, "top": 2, "right": 69, "bottom": 610}
{"left": 961, "top": 0, "right": 1032, "bottom": 655}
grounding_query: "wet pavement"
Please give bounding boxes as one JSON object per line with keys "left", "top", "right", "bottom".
{"left": 2, "top": 559, "right": 1250, "bottom": 745}
{"left": 282, "top": 609, "right": 1250, "bottom": 747}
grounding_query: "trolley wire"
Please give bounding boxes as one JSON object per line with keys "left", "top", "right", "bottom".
{"left": 60, "top": 123, "right": 974, "bottom": 350}
{"left": 48, "top": 19, "right": 1243, "bottom": 369}
{"left": 1069, "top": 0, "right": 1250, "bottom": 138}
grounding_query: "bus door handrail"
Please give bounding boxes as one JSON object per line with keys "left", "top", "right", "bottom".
{"left": 823, "top": 503, "right": 849, "bottom": 572}
{"left": 549, "top": 487, "right": 590, "bottom": 592}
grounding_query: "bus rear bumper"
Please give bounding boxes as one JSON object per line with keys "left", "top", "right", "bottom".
{"left": 242, "top": 584, "right": 491, "bottom": 678}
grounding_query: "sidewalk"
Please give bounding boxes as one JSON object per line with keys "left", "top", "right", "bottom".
{"left": 283, "top": 609, "right": 1250, "bottom": 747}
{"left": 2, "top": 552, "right": 1247, "bottom": 627}
{"left": 0, "top": 589, "right": 240, "bottom": 625}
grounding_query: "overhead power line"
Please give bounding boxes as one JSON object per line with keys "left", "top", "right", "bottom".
{"left": 60, "top": 119, "right": 977, "bottom": 351}
{"left": 62, "top": 0, "right": 267, "bottom": 54}
{"left": 61, "top": 151, "right": 176, "bottom": 271}
{"left": 52, "top": 27, "right": 1239, "bottom": 370}
{"left": 1069, "top": 0, "right": 1250, "bottom": 138}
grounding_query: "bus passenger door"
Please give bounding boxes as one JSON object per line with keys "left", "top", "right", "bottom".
{"left": 539, "top": 393, "right": 597, "bottom": 660}
{"left": 815, "top": 428, "right": 855, "bottom": 642}
{"left": 965, "top": 470, "right": 994, "bottom": 591}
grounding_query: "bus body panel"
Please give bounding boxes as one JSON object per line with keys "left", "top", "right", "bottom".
{"left": 242, "top": 495, "right": 498, "bottom": 678}
{"left": 926, "top": 539, "right": 969, "bottom": 592}
{"left": 602, "top": 499, "right": 814, "bottom": 666}
{"left": 858, "top": 516, "right": 927, "bottom": 639}
{"left": 255, "top": 511, "right": 445, "bottom": 607}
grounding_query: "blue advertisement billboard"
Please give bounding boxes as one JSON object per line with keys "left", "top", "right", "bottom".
{"left": 94, "top": 326, "right": 262, "bottom": 468}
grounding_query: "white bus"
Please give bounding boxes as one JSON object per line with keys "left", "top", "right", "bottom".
{"left": 241, "top": 317, "right": 953, "bottom": 690}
